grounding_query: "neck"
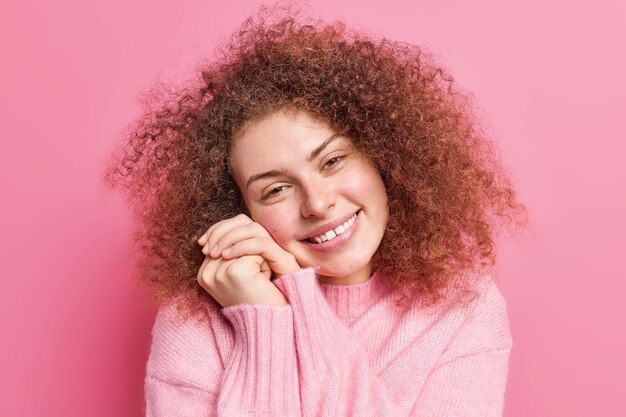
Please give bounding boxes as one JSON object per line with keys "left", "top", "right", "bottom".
{"left": 317, "top": 263, "right": 372, "bottom": 286}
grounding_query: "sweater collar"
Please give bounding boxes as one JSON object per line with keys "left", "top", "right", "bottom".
{"left": 318, "top": 270, "right": 389, "bottom": 322}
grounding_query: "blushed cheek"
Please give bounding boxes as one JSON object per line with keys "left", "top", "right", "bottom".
{"left": 252, "top": 209, "right": 294, "bottom": 246}
{"left": 350, "top": 164, "right": 388, "bottom": 201}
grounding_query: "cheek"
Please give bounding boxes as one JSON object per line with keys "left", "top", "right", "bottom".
{"left": 251, "top": 207, "right": 296, "bottom": 245}
{"left": 346, "top": 164, "right": 388, "bottom": 203}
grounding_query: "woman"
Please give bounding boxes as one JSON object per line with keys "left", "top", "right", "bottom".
{"left": 107, "top": 8, "right": 526, "bottom": 417}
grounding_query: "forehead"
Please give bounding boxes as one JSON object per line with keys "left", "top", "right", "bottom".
{"left": 230, "top": 110, "right": 343, "bottom": 179}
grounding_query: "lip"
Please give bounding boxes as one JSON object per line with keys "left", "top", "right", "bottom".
{"left": 300, "top": 210, "right": 361, "bottom": 241}
{"left": 298, "top": 210, "right": 362, "bottom": 253}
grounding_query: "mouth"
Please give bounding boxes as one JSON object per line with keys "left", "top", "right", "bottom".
{"left": 305, "top": 211, "right": 360, "bottom": 244}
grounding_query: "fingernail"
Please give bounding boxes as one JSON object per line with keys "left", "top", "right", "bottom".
{"left": 198, "top": 233, "right": 207, "bottom": 245}
{"left": 209, "top": 244, "right": 219, "bottom": 256}
{"left": 202, "top": 245, "right": 209, "bottom": 255}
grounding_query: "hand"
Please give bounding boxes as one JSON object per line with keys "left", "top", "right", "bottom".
{"left": 196, "top": 214, "right": 300, "bottom": 307}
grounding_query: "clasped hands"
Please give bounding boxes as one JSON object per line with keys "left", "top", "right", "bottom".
{"left": 197, "top": 214, "right": 300, "bottom": 308}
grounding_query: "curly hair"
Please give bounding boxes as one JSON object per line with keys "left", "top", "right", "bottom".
{"left": 105, "top": 8, "right": 526, "bottom": 318}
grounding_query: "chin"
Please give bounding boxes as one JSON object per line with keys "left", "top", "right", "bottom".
{"left": 312, "top": 256, "right": 374, "bottom": 284}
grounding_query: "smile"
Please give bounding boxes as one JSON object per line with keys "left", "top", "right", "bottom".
{"left": 308, "top": 212, "right": 358, "bottom": 243}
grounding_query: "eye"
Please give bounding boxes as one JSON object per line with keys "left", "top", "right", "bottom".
{"left": 261, "top": 185, "right": 289, "bottom": 200}
{"left": 323, "top": 155, "right": 344, "bottom": 169}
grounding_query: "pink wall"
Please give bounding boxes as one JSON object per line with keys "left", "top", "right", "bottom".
{"left": 1, "top": 0, "right": 624, "bottom": 416}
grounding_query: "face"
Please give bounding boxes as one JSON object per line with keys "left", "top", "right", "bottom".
{"left": 230, "top": 109, "right": 389, "bottom": 285}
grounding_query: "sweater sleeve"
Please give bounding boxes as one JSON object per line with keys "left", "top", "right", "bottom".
{"left": 272, "top": 268, "right": 512, "bottom": 417}
{"left": 218, "top": 304, "right": 301, "bottom": 416}
{"left": 273, "top": 268, "right": 405, "bottom": 416}
{"left": 145, "top": 304, "right": 222, "bottom": 417}
{"left": 410, "top": 279, "right": 513, "bottom": 417}
{"left": 145, "top": 302, "right": 301, "bottom": 417}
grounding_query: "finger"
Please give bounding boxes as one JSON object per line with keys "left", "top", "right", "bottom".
{"left": 197, "top": 256, "right": 227, "bottom": 292}
{"left": 202, "top": 257, "right": 241, "bottom": 307}
{"left": 210, "top": 222, "right": 271, "bottom": 258}
{"left": 214, "top": 255, "right": 263, "bottom": 288}
{"left": 198, "top": 214, "right": 245, "bottom": 247}
{"left": 198, "top": 213, "right": 252, "bottom": 246}
{"left": 260, "top": 258, "right": 271, "bottom": 274}
{"left": 221, "top": 237, "right": 299, "bottom": 276}
{"left": 201, "top": 214, "right": 253, "bottom": 254}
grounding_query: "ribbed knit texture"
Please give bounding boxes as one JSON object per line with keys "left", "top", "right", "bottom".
{"left": 145, "top": 268, "right": 512, "bottom": 416}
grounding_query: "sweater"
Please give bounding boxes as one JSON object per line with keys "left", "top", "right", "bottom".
{"left": 145, "top": 267, "right": 512, "bottom": 417}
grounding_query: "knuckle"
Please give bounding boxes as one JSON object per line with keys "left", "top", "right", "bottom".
{"left": 252, "top": 238, "right": 267, "bottom": 251}
{"left": 216, "top": 258, "right": 236, "bottom": 277}
{"left": 257, "top": 236, "right": 274, "bottom": 250}
{"left": 197, "top": 268, "right": 211, "bottom": 286}
{"left": 251, "top": 222, "right": 269, "bottom": 235}
{"left": 225, "top": 261, "right": 242, "bottom": 277}
{"left": 212, "top": 272, "right": 229, "bottom": 290}
{"left": 242, "top": 238, "right": 262, "bottom": 254}
{"left": 225, "top": 261, "right": 249, "bottom": 284}
{"left": 235, "top": 213, "right": 251, "bottom": 222}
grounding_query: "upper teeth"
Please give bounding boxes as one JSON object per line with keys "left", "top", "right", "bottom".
{"left": 310, "top": 213, "right": 358, "bottom": 243}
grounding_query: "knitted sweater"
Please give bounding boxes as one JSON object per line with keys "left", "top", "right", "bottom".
{"left": 145, "top": 268, "right": 512, "bottom": 417}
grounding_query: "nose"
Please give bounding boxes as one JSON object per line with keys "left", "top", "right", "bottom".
{"left": 300, "top": 178, "right": 336, "bottom": 218}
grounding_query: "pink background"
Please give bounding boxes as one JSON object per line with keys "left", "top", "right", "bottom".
{"left": 1, "top": 0, "right": 624, "bottom": 416}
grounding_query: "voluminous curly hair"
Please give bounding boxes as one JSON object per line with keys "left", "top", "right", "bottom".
{"left": 105, "top": 8, "right": 526, "bottom": 318}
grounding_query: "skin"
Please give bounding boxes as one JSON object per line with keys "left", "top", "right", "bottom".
{"left": 197, "top": 109, "right": 389, "bottom": 307}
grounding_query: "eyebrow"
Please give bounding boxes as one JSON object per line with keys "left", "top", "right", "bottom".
{"left": 307, "top": 133, "right": 342, "bottom": 162}
{"left": 245, "top": 133, "right": 343, "bottom": 189}
{"left": 246, "top": 169, "right": 285, "bottom": 189}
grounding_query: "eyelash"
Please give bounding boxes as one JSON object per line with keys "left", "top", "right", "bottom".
{"left": 261, "top": 185, "right": 289, "bottom": 200}
{"left": 323, "top": 155, "right": 345, "bottom": 169}
{"left": 259, "top": 154, "right": 346, "bottom": 200}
